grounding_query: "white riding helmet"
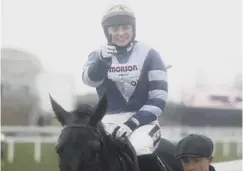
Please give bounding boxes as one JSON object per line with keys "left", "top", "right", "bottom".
{"left": 101, "top": 4, "right": 136, "bottom": 44}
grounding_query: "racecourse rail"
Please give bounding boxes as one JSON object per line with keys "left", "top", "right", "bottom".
{"left": 213, "top": 159, "right": 242, "bottom": 171}
{"left": 1, "top": 126, "right": 242, "bottom": 163}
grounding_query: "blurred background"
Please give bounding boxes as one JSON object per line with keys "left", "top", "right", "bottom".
{"left": 1, "top": 0, "right": 242, "bottom": 171}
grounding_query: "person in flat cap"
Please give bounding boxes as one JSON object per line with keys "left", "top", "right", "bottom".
{"left": 175, "top": 134, "right": 216, "bottom": 171}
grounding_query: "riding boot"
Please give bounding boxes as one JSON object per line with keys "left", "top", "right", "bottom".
{"left": 137, "top": 153, "right": 166, "bottom": 171}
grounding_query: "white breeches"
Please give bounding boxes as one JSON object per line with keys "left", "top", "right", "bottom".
{"left": 101, "top": 112, "right": 161, "bottom": 156}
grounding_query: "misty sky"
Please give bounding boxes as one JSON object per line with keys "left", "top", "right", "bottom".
{"left": 2, "top": 0, "right": 242, "bottom": 103}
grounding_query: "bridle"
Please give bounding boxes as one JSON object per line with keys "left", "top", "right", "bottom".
{"left": 61, "top": 123, "right": 103, "bottom": 141}
{"left": 57, "top": 123, "right": 104, "bottom": 170}
{"left": 59, "top": 123, "right": 138, "bottom": 171}
{"left": 63, "top": 124, "right": 97, "bottom": 131}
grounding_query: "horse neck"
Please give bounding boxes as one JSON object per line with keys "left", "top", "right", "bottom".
{"left": 98, "top": 129, "right": 122, "bottom": 171}
{"left": 98, "top": 127, "right": 139, "bottom": 171}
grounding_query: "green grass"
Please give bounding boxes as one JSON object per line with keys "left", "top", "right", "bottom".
{"left": 2, "top": 143, "right": 58, "bottom": 171}
{"left": 213, "top": 142, "right": 242, "bottom": 162}
{"left": 2, "top": 142, "right": 242, "bottom": 171}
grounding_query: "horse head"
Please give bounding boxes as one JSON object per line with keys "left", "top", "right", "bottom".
{"left": 50, "top": 94, "right": 108, "bottom": 171}
{"left": 50, "top": 94, "right": 139, "bottom": 171}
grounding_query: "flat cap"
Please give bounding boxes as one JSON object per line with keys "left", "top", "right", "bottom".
{"left": 175, "top": 134, "right": 214, "bottom": 159}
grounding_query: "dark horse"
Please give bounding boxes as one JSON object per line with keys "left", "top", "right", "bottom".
{"left": 50, "top": 94, "right": 183, "bottom": 171}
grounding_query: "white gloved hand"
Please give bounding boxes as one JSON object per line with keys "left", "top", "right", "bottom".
{"left": 112, "top": 123, "right": 133, "bottom": 139}
{"left": 99, "top": 44, "right": 117, "bottom": 60}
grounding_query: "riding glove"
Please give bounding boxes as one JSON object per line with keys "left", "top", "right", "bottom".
{"left": 99, "top": 44, "right": 117, "bottom": 61}
{"left": 112, "top": 119, "right": 139, "bottom": 138}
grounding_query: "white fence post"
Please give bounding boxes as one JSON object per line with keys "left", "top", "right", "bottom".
{"left": 7, "top": 140, "right": 15, "bottom": 163}
{"left": 222, "top": 142, "right": 230, "bottom": 157}
{"left": 236, "top": 142, "right": 242, "bottom": 157}
{"left": 212, "top": 140, "right": 216, "bottom": 156}
{"left": 34, "top": 139, "right": 41, "bottom": 163}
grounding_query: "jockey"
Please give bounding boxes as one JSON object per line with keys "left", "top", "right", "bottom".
{"left": 82, "top": 4, "right": 168, "bottom": 171}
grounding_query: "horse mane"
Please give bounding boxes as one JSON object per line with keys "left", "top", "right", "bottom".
{"left": 69, "top": 104, "right": 95, "bottom": 124}
{"left": 97, "top": 123, "right": 140, "bottom": 171}
{"left": 72, "top": 104, "right": 94, "bottom": 118}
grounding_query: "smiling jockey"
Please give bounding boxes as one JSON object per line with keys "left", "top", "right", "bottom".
{"left": 82, "top": 4, "right": 168, "bottom": 171}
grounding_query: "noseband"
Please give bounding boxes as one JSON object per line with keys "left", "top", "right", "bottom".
{"left": 63, "top": 124, "right": 97, "bottom": 131}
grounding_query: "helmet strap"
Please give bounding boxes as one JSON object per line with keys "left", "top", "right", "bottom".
{"left": 115, "top": 41, "right": 134, "bottom": 53}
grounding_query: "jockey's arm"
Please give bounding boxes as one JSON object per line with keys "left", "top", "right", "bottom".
{"left": 82, "top": 51, "right": 111, "bottom": 87}
{"left": 125, "top": 49, "right": 168, "bottom": 129}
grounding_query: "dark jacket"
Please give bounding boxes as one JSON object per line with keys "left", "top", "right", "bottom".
{"left": 209, "top": 165, "right": 216, "bottom": 171}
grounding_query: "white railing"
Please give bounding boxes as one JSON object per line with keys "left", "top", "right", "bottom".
{"left": 213, "top": 159, "right": 242, "bottom": 171}
{"left": 1, "top": 126, "right": 242, "bottom": 163}
{"left": 4, "top": 136, "right": 58, "bottom": 163}
{"left": 2, "top": 126, "right": 242, "bottom": 141}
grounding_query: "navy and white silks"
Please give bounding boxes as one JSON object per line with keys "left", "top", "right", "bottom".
{"left": 82, "top": 41, "right": 168, "bottom": 155}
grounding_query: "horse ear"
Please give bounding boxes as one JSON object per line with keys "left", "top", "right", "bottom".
{"left": 49, "top": 94, "right": 69, "bottom": 126}
{"left": 89, "top": 94, "right": 107, "bottom": 127}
